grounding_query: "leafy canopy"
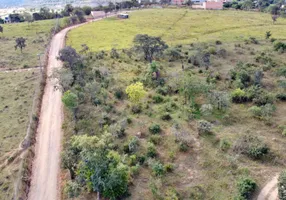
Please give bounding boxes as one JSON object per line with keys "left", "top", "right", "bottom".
{"left": 126, "top": 82, "right": 147, "bottom": 103}
{"left": 62, "top": 90, "right": 78, "bottom": 110}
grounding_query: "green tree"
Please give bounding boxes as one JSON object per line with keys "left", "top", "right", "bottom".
{"left": 82, "top": 6, "right": 92, "bottom": 15}
{"left": 133, "top": 34, "right": 168, "bottom": 63}
{"left": 126, "top": 82, "right": 147, "bottom": 103}
{"left": 62, "top": 90, "right": 78, "bottom": 110}
{"left": 180, "top": 75, "right": 211, "bottom": 107}
{"left": 0, "top": 26, "right": 3, "bottom": 34}
{"left": 15, "top": 37, "right": 26, "bottom": 53}
{"left": 72, "top": 134, "right": 129, "bottom": 200}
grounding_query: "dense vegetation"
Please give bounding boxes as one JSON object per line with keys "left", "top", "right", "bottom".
{"left": 61, "top": 10, "right": 286, "bottom": 199}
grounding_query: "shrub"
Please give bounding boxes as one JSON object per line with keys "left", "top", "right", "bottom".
{"left": 215, "top": 40, "right": 222, "bottom": 45}
{"left": 219, "top": 139, "right": 231, "bottom": 151}
{"left": 131, "top": 105, "right": 142, "bottom": 114}
{"left": 152, "top": 161, "right": 165, "bottom": 176}
{"left": 249, "top": 104, "right": 276, "bottom": 119}
{"left": 179, "top": 142, "right": 189, "bottom": 152}
{"left": 147, "top": 142, "right": 157, "bottom": 158}
{"left": 197, "top": 120, "right": 212, "bottom": 135}
{"left": 233, "top": 135, "right": 269, "bottom": 160}
{"left": 128, "top": 136, "right": 139, "bottom": 153}
{"left": 114, "top": 88, "right": 124, "bottom": 100}
{"left": 200, "top": 104, "right": 213, "bottom": 116}
{"left": 110, "top": 48, "right": 119, "bottom": 59}
{"left": 165, "top": 187, "right": 179, "bottom": 200}
{"left": 149, "top": 124, "right": 161, "bottom": 134}
{"left": 138, "top": 155, "right": 146, "bottom": 165}
{"left": 161, "top": 113, "right": 172, "bottom": 121}
{"left": 278, "top": 171, "right": 286, "bottom": 200}
{"left": 270, "top": 38, "right": 277, "bottom": 43}
{"left": 156, "top": 87, "right": 169, "bottom": 96}
{"left": 253, "top": 92, "right": 275, "bottom": 106}
{"left": 64, "top": 181, "right": 81, "bottom": 198}
{"left": 149, "top": 135, "right": 162, "bottom": 145}
{"left": 164, "top": 163, "right": 174, "bottom": 172}
{"left": 274, "top": 41, "right": 286, "bottom": 52}
{"left": 249, "top": 37, "right": 259, "bottom": 44}
{"left": 237, "top": 177, "right": 256, "bottom": 200}
{"left": 217, "top": 48, "right": 227, "bottom": 58}
{"left": 231, "top": 88, "right": 248, "bottom": 103}
{"left": 153, "top": 95, "right": 164, "bottom": 103}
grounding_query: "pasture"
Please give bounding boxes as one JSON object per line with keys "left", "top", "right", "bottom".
{"left": 0, "top": 18, "right": 66, "bottom": 69}
{"left": 67, "top": 9, "right": 286, "bottom": 51}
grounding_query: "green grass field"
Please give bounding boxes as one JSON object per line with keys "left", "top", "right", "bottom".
{"left": 67, "top": 9, "right": 286, "bottom": 52}
{"left": 0, "top": 18, "right": 66, "bottom": 69}
{"left": 0, "top": 70, "right": 39, "bottom": 200}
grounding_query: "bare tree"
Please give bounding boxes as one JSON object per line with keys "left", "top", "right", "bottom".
{"left": 15, "top": 37, "right": 26, "bottom": 53}
{"left": 272, "top": 15, "right": 279, "bottom": 24}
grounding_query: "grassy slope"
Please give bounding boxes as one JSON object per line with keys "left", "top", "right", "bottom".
{"left": 0, "top": 18, "right": 66, "bottom": 69}
{"left": 66, "top": 9, "right": 286, "bottom": 200}
{"left": 0, "top": 71, "right": 39, "bottom": 200}
{"left": 67, "top": 9, "right": 286, "bottom": 52}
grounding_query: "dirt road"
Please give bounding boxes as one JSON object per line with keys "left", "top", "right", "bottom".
{"left": 257, "top": 175, "right": 279, "bottom": 200}
{"left": 27, "top": 17, "right": 109, "bottom": 200}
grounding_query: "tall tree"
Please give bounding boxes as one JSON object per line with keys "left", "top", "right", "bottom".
{"left": 15, "top": 37, "right": 26, "bottom": 53}
{"left": 133, "top": 34, "right": 168, "bottom": 63}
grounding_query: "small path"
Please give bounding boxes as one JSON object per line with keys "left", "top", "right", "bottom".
{"left": 257, "top": 175, "right": 279, "bottom": 200}
{"left": 0, "top": 67, "right": 40, "bottom": 73}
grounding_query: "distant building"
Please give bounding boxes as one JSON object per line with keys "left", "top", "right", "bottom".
{"left": 91, "top": 11, "right": 105, "bottom": 19}
{"left": 192, "top": 0, "right": 223, "bottom": 9}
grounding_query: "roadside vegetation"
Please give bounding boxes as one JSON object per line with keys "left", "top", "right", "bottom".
{"left": 61, "top": 9, "right": 286, "bottom": 200}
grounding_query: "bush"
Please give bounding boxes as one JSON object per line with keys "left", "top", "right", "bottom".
{"left": 278, "top": 171, "right": 286, "bottom": 200}
{"left": 237, "top": 177, "right": 256, "bottom": 200}
{"left": 253, "top": 92, "right": 275, "bottom": 106}
{"left": 131, "top": 105, "right": 142, "bottom": 114}
{"left": 156, "top": 87, "right": 169, "bottom": 96}
{"left": 274, "top": 41, "right": 286, "bottom": 52}
{"left": 197, "top": 120, "right": 212, "bottom": 135}
{"left": 149, "top": 124, "right": 161, "bottom": 134}
{"left": 248, "top": 104, "right": 276, "bottom": 119}
{"left": 233, "top": 135, "right": 269, "bottom": 160}
{"left": 219, "top": 139, "right": 231, "bottom": 151}
{"left": 164, "top": 163, "right": 174, "bottom": 172}
{"left": 114, "top": 88, "right": 124, "bottom": 100}
{"left": 277, "top": 93, "right": 286, "bottom": 101}
{"left": 147, "top": 142, "right": 157, "bottom": 158}
{"left": 179, "top": 142, "right": 189, "bottom": 152}
{"left": 231, "top": 88, "right": 248, "bottom": 103}
{"left": 153, "top": 95, "right": 164, "bottom": 103}
{"left": 149, "top": 135, "right": 162, "bottom": 145}
{"left": 152, "top": 161, "right": 165, "bottom": 176}
{"left": 249, "top": 37, "right": 259, "bottom": 44}
{"left": 64, "top": 181, "right": 81, "bottom": 198}
{"left": 161, "top": 113, "right": 172, "bottom": 121}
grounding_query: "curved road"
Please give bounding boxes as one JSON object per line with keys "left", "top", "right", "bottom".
{"left": 28, "top": 17, "right": 109, "bottom": 200}
{"left": 257, "top": 175, "right": 279, "bottom": 200}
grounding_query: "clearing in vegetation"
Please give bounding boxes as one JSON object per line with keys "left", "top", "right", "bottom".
{"left": 62, "top": 9, "right": 286, "bottom": 200}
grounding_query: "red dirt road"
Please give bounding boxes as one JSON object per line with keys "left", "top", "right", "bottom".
{"left": 27, "top": 26, "right": 67, "bottom": 200}
{"left": 28, "top": 16, "right": 114, "bottom": 200}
